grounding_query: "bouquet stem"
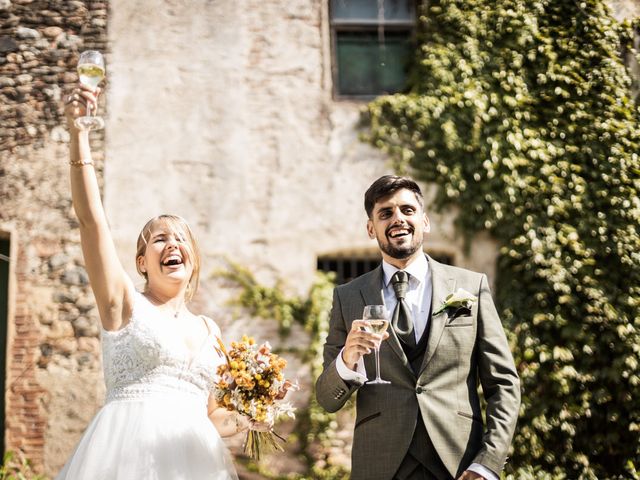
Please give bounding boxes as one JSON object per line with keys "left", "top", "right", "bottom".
{"left": 244, "top": 430, "right": 285, "bottom": 461}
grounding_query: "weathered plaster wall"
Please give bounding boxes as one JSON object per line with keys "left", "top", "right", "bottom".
{"left": 105, "top": 0, "right": 497, "bottom": 294}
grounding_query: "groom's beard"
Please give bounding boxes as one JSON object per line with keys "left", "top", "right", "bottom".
{"left": 377, "top": 229, "right": 423, "bottom": 260}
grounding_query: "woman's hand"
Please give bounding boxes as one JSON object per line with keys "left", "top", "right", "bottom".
{"left": 236, "top": 415, "right": 271, "bottom": 433}
{"left": 64, "top": 84, "right": 100, "bottom": 131}
{"left": 248, "top": 419, "right": 273, "bottom": 432}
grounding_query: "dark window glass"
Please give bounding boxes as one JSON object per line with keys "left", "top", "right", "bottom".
{"left": 336, "top": 31, "right": 412, "bottom": 96}
{"left": 318, "top": 251, "right": 453, "bottom": 285}
{"left": 330, "top": 0, "right": 415, "bottom": 97}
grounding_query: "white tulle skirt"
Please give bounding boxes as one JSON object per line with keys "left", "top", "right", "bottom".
{"left": 56, "top": 394, "right": 238, "bottom": 480}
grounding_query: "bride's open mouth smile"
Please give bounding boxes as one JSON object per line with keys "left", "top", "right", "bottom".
{"left": 161, "top": 254, "right": 184, "bottom": 270}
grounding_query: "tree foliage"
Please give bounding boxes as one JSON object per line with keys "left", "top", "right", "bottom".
{"left": 365, "top": 0, "right": 640, "bottom": 477}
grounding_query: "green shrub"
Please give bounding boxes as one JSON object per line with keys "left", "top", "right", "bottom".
{"left": 0, "top": 451, "right": 47, "bottom": 480}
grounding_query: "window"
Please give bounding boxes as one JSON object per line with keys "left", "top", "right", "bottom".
{"left": 330, "top": 0, "right": 416, "bottom": 98}
{"left": 318, "top": 251, "right": 453, "bottom": 285}
{"left": 318, "top": 254, "right": 382, "bottom": 285}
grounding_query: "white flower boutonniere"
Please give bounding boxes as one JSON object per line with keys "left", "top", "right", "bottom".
{"left": 433, "top": 288, "right": 478, "bottom": 316}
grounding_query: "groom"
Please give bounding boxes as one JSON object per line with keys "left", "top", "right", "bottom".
{"left": 316, "top": 175, "right": 520, "bottom": 480}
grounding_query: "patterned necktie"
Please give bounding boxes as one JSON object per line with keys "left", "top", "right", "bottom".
{"left": 391, "top": 270, "right": 415, "bottom": 347}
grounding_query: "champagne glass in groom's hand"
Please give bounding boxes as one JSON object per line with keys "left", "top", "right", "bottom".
{"left": 362, "top": 305, "right": 391, "bottom": 385}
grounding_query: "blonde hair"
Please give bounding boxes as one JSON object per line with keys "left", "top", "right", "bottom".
{"left": 135, "top": 215, "right": 201, "bottom": 301}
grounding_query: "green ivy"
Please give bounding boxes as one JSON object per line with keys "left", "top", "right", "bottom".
{"left": 365, "top": 0, "right": 639, "bottom": 478}
{"left": 218, "top": 263, "right": 349, "bottom": 479}
{"left": 0, "top": 451, "right": 47, "bottom": 480}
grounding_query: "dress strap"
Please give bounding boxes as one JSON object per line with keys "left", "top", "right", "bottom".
{"left": 200, "top": 315, "right": 213, "bottom": 336}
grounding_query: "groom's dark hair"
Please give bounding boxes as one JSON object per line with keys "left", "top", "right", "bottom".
{"left": 364, "top": 175, "right": 424, "bottom": 218}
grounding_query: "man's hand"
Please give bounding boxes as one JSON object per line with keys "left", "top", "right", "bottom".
{"left": 341, "top": 320, "right": 389, "bottom": 370}
{"left": 457, "top": 471, "right": 484, "bottom": 480}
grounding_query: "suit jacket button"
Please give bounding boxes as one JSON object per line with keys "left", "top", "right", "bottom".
{"left": 416, "top": 386, "right": 423, "bottom": 394}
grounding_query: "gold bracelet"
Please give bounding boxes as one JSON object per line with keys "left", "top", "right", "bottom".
{"left": 69, "top": 159, "right": 94, "bottom": 167}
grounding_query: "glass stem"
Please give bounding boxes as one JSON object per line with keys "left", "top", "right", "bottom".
{"left": 374, "top": 347, "right": 382, "bottom": 381}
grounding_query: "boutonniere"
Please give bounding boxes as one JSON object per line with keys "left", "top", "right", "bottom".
{"left": 433, "top": 288, "right": 478, "bottom": 316}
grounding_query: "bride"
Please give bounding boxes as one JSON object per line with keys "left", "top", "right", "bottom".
{"left": 57, "top": 84, "right": 244, "bottom": 479}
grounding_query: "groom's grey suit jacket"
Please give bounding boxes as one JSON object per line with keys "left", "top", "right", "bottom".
{"left": 316, "top": 255, "right": 520, "bottom": 480}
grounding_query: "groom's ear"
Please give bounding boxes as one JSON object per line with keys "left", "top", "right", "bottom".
{"left": 366, "top": 219, "right": 376, "bottom": 239}
{"left": 423, "top": 214, "right": 431, "bottom": 234}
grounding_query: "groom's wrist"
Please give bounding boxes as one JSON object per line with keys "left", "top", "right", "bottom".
{"left": 341, "top": 351, "right": 357, "bottom": 370}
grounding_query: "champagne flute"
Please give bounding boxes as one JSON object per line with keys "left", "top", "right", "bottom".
{"left": 74, "top": 50, "right": 105, "bottom": 131}
{"left": 362, "top": 305, "right": 391, "bottom": 385}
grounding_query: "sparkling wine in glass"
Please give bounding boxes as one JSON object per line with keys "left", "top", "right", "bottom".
{"left": 363, "top": 305, "right": 391, "bottom": 385}
{"left": 74, "top": 50, "right": 105, "bottom": 131}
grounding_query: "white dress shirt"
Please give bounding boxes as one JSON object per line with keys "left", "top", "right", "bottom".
{"left": 335, "top": 254, "right": 498, "bottom": 480}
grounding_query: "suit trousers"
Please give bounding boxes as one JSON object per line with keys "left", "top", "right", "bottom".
{"left": 393, "top": 412, "right": 452, "bottom": 480}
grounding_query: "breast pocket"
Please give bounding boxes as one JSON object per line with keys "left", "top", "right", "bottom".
{"left": 445, "top": 314, "right": 474, "bottom": 327}
{"left": 442, "top": 315, "right": 476, "bottom": 353}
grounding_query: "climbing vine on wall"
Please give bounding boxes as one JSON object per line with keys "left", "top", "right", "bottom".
{"left": 218, "top": 264, "right": 349, "bottom": 479}
{"left": 365, "top": 0, "right": 639, "bottom": 478}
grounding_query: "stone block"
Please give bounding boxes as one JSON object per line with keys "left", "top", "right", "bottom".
{"left": 42, "top": 26, "right": 63, "bottom": 39}
{"left": 71, "top": 315, "right": 99, "bottom": 338}
{"left": 21, "top": 59, "right": 37, "bottom": 69}
{"left": 15, "top": 73, "right": 32, "bottom": 84}
{"left": 16, "top": 27, "right": 40, "bottom": 40}
{"left": 77, "top": 336, "right": 99, "bottom": 353}
{"left": 48, "top": 252, "right": 69, "bottom": 270}
{"left": 75, "top": 294, "right": 95, "bottom": 313}
{"left": 61, "top": 265, "right": 89, "bottom": 286}
{"left": 52, "top": 337, "right": 77, "bottom": 356}
{"left": 0, "top": 35, "right": 18, "bottom": 53}
{"left": 52, "top": 291, "right": 76, "bottom": 304}
{"left": 45, "top": 319, "right": 74, "bottom": 339}
{"left": 50, "top": 125, "right": 68, "bottom": 143}
{"left": 3, "top": 14, "right": 19, "bottom": 27}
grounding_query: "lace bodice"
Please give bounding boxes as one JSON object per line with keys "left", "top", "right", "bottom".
{"left": 101, "top": 290, "right": 225, "bottom": 404}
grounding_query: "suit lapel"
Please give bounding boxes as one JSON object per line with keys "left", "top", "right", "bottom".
{"left": 359, "top": 266, "right": 410, "bottom": 370}
{"left": 419, "top": 256, "right": 456, "bottom": 376}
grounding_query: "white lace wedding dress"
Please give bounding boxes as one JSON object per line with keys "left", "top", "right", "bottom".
{"left": 56, "top": 290, "right": 238, "bottom": 480}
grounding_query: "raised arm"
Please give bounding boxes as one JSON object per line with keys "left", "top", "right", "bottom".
{"left": 64, "top": 86, "right": 133, "bottom": 331}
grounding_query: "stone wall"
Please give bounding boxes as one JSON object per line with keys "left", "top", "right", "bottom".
{"left": 0, "top": 0, "right": 108, "bottom": 473}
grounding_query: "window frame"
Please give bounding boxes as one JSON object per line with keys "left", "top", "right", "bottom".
{"left": 329, "top": 0, "right": 417, "bottom": 100}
